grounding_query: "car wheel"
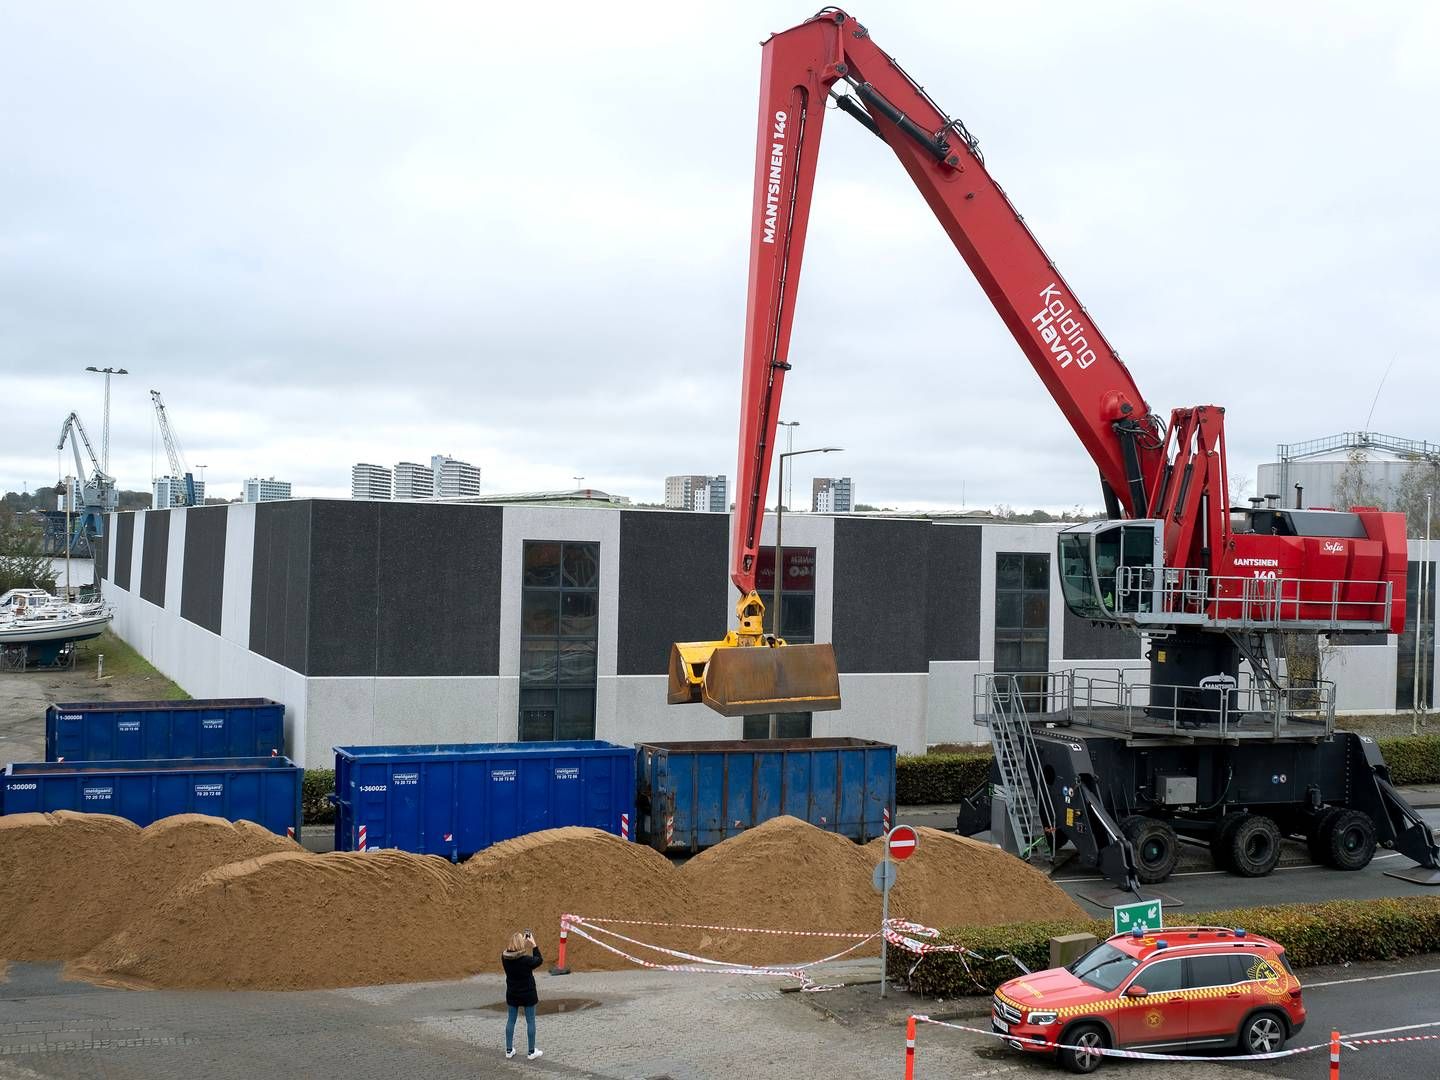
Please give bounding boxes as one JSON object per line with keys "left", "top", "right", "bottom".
{"left": 1059, "top": 1023, "right": 1107, "bottom": 1074}
{"left": 1228, "top": 814, "right": 1282, "bottom": 877}
{"left": 1121, "top": 815, "right": 1179, "bottom": 884}
{"left": 1306, "top": 807, "right": 1342, "bottom": 865}
{"left": 1241, "top": 1011, "right": 1288, "bottom": 1054}
{"left": 1210, "top": 811, "right": 1248, "bottom": 871}
{"left": 1325, "top": 808, "right": 1377, "bottom": 871}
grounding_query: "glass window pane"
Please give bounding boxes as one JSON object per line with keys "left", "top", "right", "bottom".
{"left": 560, "top": 591, "right": 599, "bottom": 637}
{"left": 524, "top": 542, "right": 562, "bottom": 587}
{"left": 521, "top": 590, "right": 560, "bottom": 637}
{"left": 556, "top": 689, "right": 595, "bottom": 740}
{"left": 997, "top": 554, "right": 1023, "bottom": 589}
{"left": 776, "top": 712, "right": 812, "bottom": 739}
{"left": 520, "top": 642, "right": 557, "bottom": 684}
{"left": 779, "top": 595, "right": 815, "bottom": 642}
{"left": 996, "top": 593, "right": 1022, "bottom": 629}
{"left": 558, "top": 639, "right": 597, "bottom": 683}
{"left": 519, "top": 709, "right": 555, "bottom": 742}
{"left": 1185, "top": 954, "right": 1236, "bottom": 989}
{"left": 995, "top": 639, "right": 1022, "bottom": 670}
{"left": 1024, "top": 554, "right": 1050, "bottom": 591}
{"left": 563, "top": 543, "right": 600, "bottom": 588}
{"left": 1023, "top": 593, "right": 1048, "bottom": 629}
{"left": 520, "top": 687, "right": 556, "bottom": 710}
{"left": 742, "top": 715, "right": 771, "bottom": 740}
{"left": 1136, "top": 959, "right": 1182, "bottom": 993}
{"left": 1020, "top": 640, "right": 1047, "bottom": 670}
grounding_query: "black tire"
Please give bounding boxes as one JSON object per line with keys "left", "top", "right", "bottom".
{"left": 1306, "top": 807, "right": 1343, "bottom": 865}
{"left": 1325, "top": 808, "right": 1378, "bottom": 871}
{"left": 1239, "top": 1010, "right": 1288, "bottom": 1055}
{"left": 1210, "top": 811, "right": 1249, "bottom": 872}
{"left": 1228, "top": 814, "right": 1283, "bottom": 877}
{"left": 1120, "top": 815, "right": 1179, "bottom": 884}
{"left": 1058, "top": 1023, "right": 1107, "bottom": 1074}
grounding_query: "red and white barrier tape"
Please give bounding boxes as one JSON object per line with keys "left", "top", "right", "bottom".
{"left": 576, "top": 916, "right": 874, "bottom": 940}
{"left": 561, "top": 914, "right": 878, "bottom": 991}
{"left": 883, "top": 920, "right": 1028, "bottom": 987}
{"left": 912, "top": 1015, "right": 1440, "bottom": 1064}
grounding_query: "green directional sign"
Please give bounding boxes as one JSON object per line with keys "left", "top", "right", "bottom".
{"left": 1113, "top": 899, "right": 1163, "bottom": 935}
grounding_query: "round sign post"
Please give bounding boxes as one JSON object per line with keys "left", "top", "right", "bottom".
{"left": 879, "top": 825, "right": 918, "bottom": 998}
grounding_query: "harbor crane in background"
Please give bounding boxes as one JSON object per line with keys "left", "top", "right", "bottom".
{"left": 670, "top": 9, "right": 1438, "bottom": 890}
{"left": 55, "top": 411, "right": 117, "bottom": 552}
{"left": 149, "top": 389, "right": 197, "bottom": 507}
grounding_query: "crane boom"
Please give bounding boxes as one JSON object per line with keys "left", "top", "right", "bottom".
{"left": 149, "top": 389, "right": 196, "bottom": 506}
{"left": 670, "top": 9, "right": 1406, "bottom": 718}
{"left": 57, "top": 412, "right": 107, "bottom": 487}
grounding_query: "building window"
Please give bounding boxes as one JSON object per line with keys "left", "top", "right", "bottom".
{"left": 519, "top": 540, "right": 599, "bottom": 741}
{"left": 743, "top": 546, "right": 816, "bottom": 740}
{"left": 995, "top": 552, "right": 1051, "bottom": 712}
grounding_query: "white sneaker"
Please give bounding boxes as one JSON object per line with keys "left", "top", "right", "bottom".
{"left": 505, "top": 1048, "right": 516, "bottom": 1059}
{"left": 527, "top": 1049, "right": 544, "bottom": 1060}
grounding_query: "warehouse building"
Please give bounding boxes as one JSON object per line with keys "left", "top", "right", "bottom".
{"left": 96, "top": 501, "right": 1435, "bottom": 766}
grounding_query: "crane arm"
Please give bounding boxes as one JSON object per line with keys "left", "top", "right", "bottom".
{"left": 149, "top": 389, "right": 195, "bottom": 505}
{"left": 730, "top": 8, "right": 1163, "bottom": 594}
{"left": 57, "top": 412, "right": 109, "bottom": 483}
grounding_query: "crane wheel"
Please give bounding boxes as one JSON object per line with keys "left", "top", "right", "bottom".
{"left": 1120, "top": 814, "right": 1179, "bottom": 884}
{"left": 1306, "top": 807, "right": 1343, "bottom": 865}
{"left": 1324, "top": 808, "right": 1377, "bottom": 871}
{"left": 1228, "top": 814, "right": 1282, "bottom": 877}
{"left": 1210, "top": 811, "right": 1249, "bottom": 872}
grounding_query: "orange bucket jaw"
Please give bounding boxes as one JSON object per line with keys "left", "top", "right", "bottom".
{"left": 668, "top": 640, "right": 841, "bottom": 717}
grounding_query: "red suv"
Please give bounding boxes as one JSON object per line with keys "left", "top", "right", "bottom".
{"left": 993, "top": 927, "right": 1305, "bottom": 1073}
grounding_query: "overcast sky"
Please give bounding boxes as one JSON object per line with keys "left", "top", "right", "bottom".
{"left": 2, "top": 2, "right": 1436, "bottom": 510}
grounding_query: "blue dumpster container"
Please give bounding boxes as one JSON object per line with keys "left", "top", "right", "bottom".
{"left": 1, "top": 756, "right": 302, "bottom": 838}
{"left": 333, "top": 741, "right": 636, "bottom": 860}
{"left": 45, "top": 698, "right": 285, "bottom": 762}
{"left": 636, "top": 737, "right": 896, "bottom": 853}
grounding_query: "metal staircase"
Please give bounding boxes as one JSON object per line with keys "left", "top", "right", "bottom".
{"left": 985, "top": 675, "right": 1056, "bottom": 861}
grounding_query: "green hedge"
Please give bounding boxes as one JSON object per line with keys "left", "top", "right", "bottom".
{"left": 1378, "top": 736, "right": 1440, "bottom": 787}
{"left": 890, "top": 897, "right": 1440, "bottom": 998}
{"left": 896, "top": 735, "right": 1440, "bottom": 805}
{"left": 303, "top": 768, "right": 336, "bottom": 826}
{"left": 896, "top": 752, "right": 991, "bottom": 805}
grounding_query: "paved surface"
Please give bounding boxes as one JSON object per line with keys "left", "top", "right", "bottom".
{"left": 2, "top": 954, "right": 1437, "bottom": 1078}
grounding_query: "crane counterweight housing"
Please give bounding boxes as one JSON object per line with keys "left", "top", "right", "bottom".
{"left": 671, "top": 8, "right": 1437, "bottom": 890}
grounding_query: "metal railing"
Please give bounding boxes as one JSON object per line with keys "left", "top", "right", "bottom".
{"left": 975, "top": 669, "right": 1335, "bottom": 741}
{"left": 983, "top": 675, "right": 1056, "bottom": 861}
{"left": 1114, "top": 566, "right": 1393, "bottom": 631}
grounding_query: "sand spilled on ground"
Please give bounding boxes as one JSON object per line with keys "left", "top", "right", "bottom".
{"left": 2, "top": 813, "right": 1083, "bottom": 990}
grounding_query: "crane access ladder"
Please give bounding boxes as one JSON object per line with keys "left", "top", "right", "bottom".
{"left": 985, "top": 675, "right": 1056, "bottom": 862}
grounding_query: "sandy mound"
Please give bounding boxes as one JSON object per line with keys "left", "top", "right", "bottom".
{"left": 864, "top": 827, "right": 1086, "bottom": 925}
{"left": 5, "top": 811, "right": 1083, "bottom": 991}
{"left": 0, "top": 811, "right": 297, "bottom": 962}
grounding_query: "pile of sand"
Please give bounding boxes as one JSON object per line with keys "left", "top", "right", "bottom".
{"left": 2, "top": 812, "right": 1082, "bottom": 991}
{"left": 0, "top": 811, "right": 295, "bottom": 962}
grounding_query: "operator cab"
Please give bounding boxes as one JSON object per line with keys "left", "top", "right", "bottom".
{"left": 1058, "top": 519, "right": 1164, "bottom": 624}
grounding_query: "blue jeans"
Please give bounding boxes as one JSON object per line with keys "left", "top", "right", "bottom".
{"left": 506, "top": 1004, "right": 536, "bottom": 1053}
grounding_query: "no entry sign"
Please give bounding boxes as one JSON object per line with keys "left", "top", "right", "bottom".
{"left": 886, "top": 824, "right": 918, "bottom": 861}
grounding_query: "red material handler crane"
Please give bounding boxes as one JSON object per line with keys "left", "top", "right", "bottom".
{"left": 670, "top": 8, "right": 1407, "bottom": 720}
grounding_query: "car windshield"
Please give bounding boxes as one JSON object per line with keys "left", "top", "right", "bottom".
{"left": 1067, "top": 943, "right": 1140, "bottom": 992}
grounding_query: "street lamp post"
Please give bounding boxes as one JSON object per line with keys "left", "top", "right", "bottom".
{"left": 84, "top": 366, "right": 129, "bottom": 476}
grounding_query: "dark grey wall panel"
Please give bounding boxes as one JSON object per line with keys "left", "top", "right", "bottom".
{"left": 249, "top": 501, "right": 311, "bottom": 673}
{"left": 305, "top": 501, "right": 379, "bottom": 678}
{"left": 181, "top": 506, "right": 228, "bottom": 634}
{"left": 139, "top": 511, "right": 170, "bottom": 607}
{"left": 1062, "top": 607, "right": 1143, "bottom": 660}
{"left": 373, "top": 503, "right": 503, "bottom": 677}
{"left": 95, "top": 515, "right": 110, "bottom": 583}
{"left": 113, "top": 513, "right": 134, "bottom": 590}
{"left": 924, "top": 524, "right": 982, "bottom": 662}
{"left": 617, "top": 511, "right": 730, "bottom": 676}
{"left": 833, "top": 518, "right": 931, "bottom": 674}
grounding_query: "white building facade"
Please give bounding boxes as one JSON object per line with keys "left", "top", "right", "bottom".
{"left": 243, "top": 477, "right": 292, "bottom": 503}
{"left": 394, "top": 461, "right": 434, "bottom": 500}
{"left": 812, "top": 477, "right": 854, "bottom": 513}
{"left": 350, "top": 463, "right": 392, "bottom": 500}
{"left": 432, "top": 455, "right": 481, "bottom": 498}
{"left": 665, "top": 474, "right": 727, "bottom": 512}
{"left": 153, "top": 476, "right": 206, "bottom": 509}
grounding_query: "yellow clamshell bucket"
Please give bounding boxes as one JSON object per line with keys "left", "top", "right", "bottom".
{"left": 668, "top": 592, "right": 842, "bottom": 717}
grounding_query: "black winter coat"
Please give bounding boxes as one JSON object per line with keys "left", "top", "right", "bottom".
{"left": 502, "top": 947, "right": 543, "bottom": 1007}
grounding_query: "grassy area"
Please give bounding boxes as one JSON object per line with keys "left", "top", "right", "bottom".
{"left": 75, "top": 631, "right": 189, "bottom": 700}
